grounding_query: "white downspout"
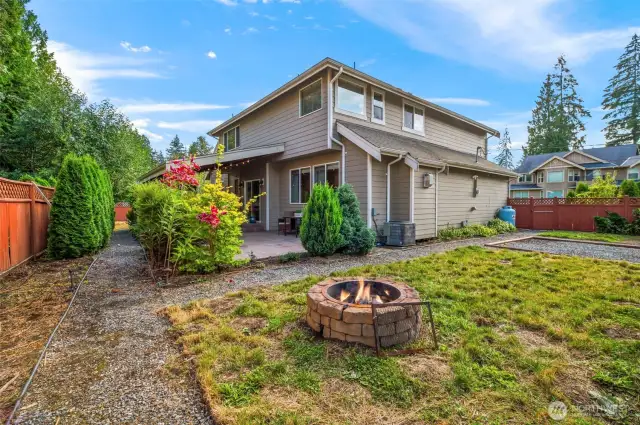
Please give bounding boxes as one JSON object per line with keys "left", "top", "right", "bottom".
{"left": 434, "top": 164, "right": 447, "bottom": 237}
{"left": 328, "top": 67, "right": 345, "bottom": 184}
{"left": 387, "top": 154, "right": 404, "bottom": 222}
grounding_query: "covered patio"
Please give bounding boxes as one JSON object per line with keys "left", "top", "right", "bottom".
{"left": 238, "top": 231, "right": 305, "bottom": 260}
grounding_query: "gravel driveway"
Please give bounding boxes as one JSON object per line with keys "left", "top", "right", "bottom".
{"left": 495, "top": 237, "right": 640, "bottom": 263}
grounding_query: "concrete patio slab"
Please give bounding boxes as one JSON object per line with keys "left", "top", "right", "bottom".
{"left": 239, "top": 232, "right": 305, "bottom": 260}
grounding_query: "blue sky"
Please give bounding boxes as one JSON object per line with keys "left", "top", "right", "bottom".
{"left": 31, "top": 0, "right": 640, "bottom": 162}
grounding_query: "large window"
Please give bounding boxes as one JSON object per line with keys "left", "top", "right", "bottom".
{"left": 372, "top": 91, "right": 385, "bottom": 124}
{"left": 518, "top": 174, "right": 533, "bottom": 183}
{"left": 403, "top": 103, "right": 424, "bottom": 134}
{"left": 313, "top": 162, "right": 340, "bottom": 187}
{"left": 290, "top": 167, "right": 311, "bottom": 204}
{"left": 547, "top": 170, "right": 564, "bottom": 183}
{"left": 546, "top": 190, "right": 563, "bottom": 198}
{"left": 537, "top": 173, "right": 544, "bottom": 183}
{"left": 299, "top": 79, "right": 322, "bottom": 117}
{"left": 591, "top": 169, "right": 601, "bottom": 180}
{"left": 223, "top": 127, "right": 239, "bottom": 151}
{"left": 336, "top": 79, "right": 365, "bottom": 117}
{"left": 568, "top": 169, "right": 581, "bottom": 182}
{"left": 513, "top": 191, "right": 529, "bottom": 198}
{"left": 628, "top": 167, "right": 639, "bottom": 180}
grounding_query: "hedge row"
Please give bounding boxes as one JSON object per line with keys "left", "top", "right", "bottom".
{"left": 47, "top": 154, "right": 114, "bottom": 259}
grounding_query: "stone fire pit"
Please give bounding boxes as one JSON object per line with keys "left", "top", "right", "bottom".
{"left": 306, "top": 277, "right": 422, "bottom": 348}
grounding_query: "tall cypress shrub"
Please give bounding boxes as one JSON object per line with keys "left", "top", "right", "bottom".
{"left": 300, "top": 184, "right": 343, "bottom": 256}
{"left": 48, "top": 154, "right": 96, "bottom": 258}
{"left": 101, "top": 169, "right": 115, "bottom": 243}
{"left": 83, "top": 156, "right": 104, "bottom": 250}
{"left": 336, "top": 184, "right": 375, "bottom": 255}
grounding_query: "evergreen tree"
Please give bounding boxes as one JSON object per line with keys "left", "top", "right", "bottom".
{"left": 300, "top": 184, "right": 344, "bottom": 256}
{"left": 166, "top": 135, "right": 186, "bottom": 160}
{"left": 602, "top": 34, "right": 640, "bottom": 146}
{"left": 188, "top": 136, "right": 213, "bottom": 156}
{"left": 552, "top": 55, "right": 591, "bottom": 150}
{"left": 151, "top": 149, "right": 166, "bottom": 165}
{"left": 495, "top": 127, "right": 514, "bottom": 169}
{"left": 526, "top": 74, "right": 561, "bottom": 155}
{"left": 336, "top": 184, "right": 375, "bottom": 255}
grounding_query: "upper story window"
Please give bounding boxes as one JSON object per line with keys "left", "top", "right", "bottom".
{"left": 628, "top": 167, "right": 639, "bottom": 180}
{"left": 537, "top": 173, "right": 544, "bottom": 183}
{"left": 568, "top": 169, "right": 581, "bottom": 182}
{"left": 371, "top": 91, "right": 385, "bottom": 124}
{"left": 518, "top": 174, "right": 533, "bottom": 183}
{"left": 547, "top": 170, "right": 564, "bottom": 183}
{"left": 403, "top": 102, "right": 424, "bottom": 134}
{"left": 223, "top": 127, "right": 239, "bottom": 151}
{"left": 299, "top": 79, "right": 322, "bottom": 117}
{"left": 336, "top": 78, "right": 365, "bottom": 117}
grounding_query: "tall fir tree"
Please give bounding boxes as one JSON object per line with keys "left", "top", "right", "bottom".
{"left": 601, "top": 34, "right": 640, "bottom": 146}
{"left": 526, "top": 74, "right": 561, "bottom": 155}
{"left": 166, "top": 135, "right": 186, "bottom": 160}
{"left": 151, "top": 149, "right": 166, "bottom": 165}
{"left": 188, "top": 135, "right": 213, "bottom": 156}
{"left": 552, "top": 55, "right": 591, "bottom": 150}
{"left": 495, "top": 127, "right": 514, "bottom": 170}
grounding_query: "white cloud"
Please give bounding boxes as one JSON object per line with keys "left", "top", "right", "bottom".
{"left": 120, "top": 41, "right": 152, "bottom": 53}
{"left": 157, "top": 120, "right": 225, "bottom": 132}
{"left": 280, "top": 0, "right": 300, "bottom": 3}
{"left": 304, "top": 16, "right": 314, "bottom": 20}
{"left": 239, "top": 101, "right": 257, "bottom": 108}
{"left": 359, "top": 58, "right": 376, "bottom": 68}
{"left": 214, "top": 0, "right": 238, "bottom": 5}
{"left": 335, "top": 24, "right": 346, "bottom": 29}
{"left": 243, "top": 27, "right": 259, "bottom": 35}
{"left": 427, "top": 97, "right": 490, "bottom": 106}
{"left": 287, "top": 9, "right": 293, "bottom": 14}
{"left": 340, "top": 0, "right": 640, "bottom": 70}
{"left": 207, "top": 51, "right": 217, "bottom": 59}
{"left": 48, "top": 41, "right": 161, "bottom": 99}
{"left": 267, "top": 25, "right": 278, "bottom": 31}
{"left": 119, "top": 102, "right": 231, "bottom": 113}
{"left": 264, "top": 14, "right": 277, "bottom": 21}
{"left": 139, "top": 128, "right": 164, "bottom": 142}
{"left": 249, "top": 11, "right": 259, "bottom": 16}
{"left": 224, "top": 28, "right": 232, "bottom": 35}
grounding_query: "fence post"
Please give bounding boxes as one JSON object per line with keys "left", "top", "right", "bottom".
{"left": 29, "top": 182, "right": 36, "bottom": 257}
{"left": 553, "top": 197, "right": 559, "bottom": 230}
{"left": 529, "top": 197, "right": 534, "bottom": 229}
{"left": 624, "top": 196, "right": 630, "bottom": 221}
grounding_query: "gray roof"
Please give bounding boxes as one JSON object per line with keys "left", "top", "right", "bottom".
{"left": 621, "top": 155, "right": 640, "bottom": 167}
{"left": 339, "top": 121, "right": 516, "bottom": 176}
{"left": 581, "top": 162, "right": 617, "bottom": 169}
{"left": 515, "top": 144, "right": 639, "bottom": 173}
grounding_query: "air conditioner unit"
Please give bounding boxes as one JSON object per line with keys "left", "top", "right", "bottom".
{"left": 383, "top": 221, "right": 416, "bottom": 246}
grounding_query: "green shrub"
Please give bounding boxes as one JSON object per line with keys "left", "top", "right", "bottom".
{"left": 336, "top": 184, "right": 375, "bottom": 255}
{"left": 630, "top": 209, "right": 640, "bottom": 236}
{"left": 279, "top": 252, "right": 301, "bottom": 263}
{"left": 619, "top": 179, "right": 640, "bottom": 197}
{"left": 594, "top": 212, "right": 630, "bottom": 235}
{"left": 48, "top": 154, "right": 100, "bottom": 258}
{"left": 575, "top": 182, "right": 589, "bottom": 195}
{"left": 566, "top": 190, "right": 576, "bottom": 198}
{"left": 300, "top": 183, "right": 343, "bottom": 256}
{"left": 438, "top": 224, "right": 498, "bottom": 241}
{"left": 18, "top": 173, "right": 36, "bottom": 183}
{"left": 487, "top": 218, "right": 517, "bottom": 234}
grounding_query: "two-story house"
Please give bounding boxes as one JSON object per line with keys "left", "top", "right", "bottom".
{"left": 142, "top": 58, "right": 516, "bottom": 240}
{"left": 510, "top": 145, "right": 640, "bottom": 199}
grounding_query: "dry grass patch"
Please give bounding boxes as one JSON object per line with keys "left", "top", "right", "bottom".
{"left": 0, "top": 256, "right": 93, "bottom": 421}
{"left": 166, "top": 248, "right": 640, "bottom": 424}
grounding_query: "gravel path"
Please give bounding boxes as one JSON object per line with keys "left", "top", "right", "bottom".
{"left": 497, "top": 237, "right": 640, "bottom": 263}
{"left": 15, "top": 231, "right": 212, "bottom": 425}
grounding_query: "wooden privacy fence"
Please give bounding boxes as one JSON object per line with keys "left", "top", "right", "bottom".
{"left": 507, "top": 196, "right": 639, "bottom": 231}
{"left": 114, "top": 201, "right": 131, "bottom": 221}
{"left": 0, "top": 177, "right": 55, "bottom": 274}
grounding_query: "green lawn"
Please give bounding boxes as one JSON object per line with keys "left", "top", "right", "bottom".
{"left": 537, "top": 230, "right": 634, "bottom": 243}
{"left": 166, "top": 247, "right": 640, "bottom": 425}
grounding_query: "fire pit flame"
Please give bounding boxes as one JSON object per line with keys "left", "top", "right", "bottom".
{"left": 339, "top": 288, "right": 350, "bottom": 302}
{"left": 335, "top": 277, "right": 396, "bottom": 305}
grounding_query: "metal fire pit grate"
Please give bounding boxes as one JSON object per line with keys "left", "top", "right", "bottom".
{"left": 371, "top": 301, "right": 438, "bottom": 356}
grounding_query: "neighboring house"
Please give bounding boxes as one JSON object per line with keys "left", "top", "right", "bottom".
{"left": 141, "top": 58, "right": 516, "bottom": 240}
{"left": 510, "top": 145, "right": 640, "bottom": 199}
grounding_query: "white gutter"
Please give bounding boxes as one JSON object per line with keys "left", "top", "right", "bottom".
{"left": 328, "top": 66, "right": 345, "bottom": 184}
{"left": 434, "top": 164, "right": 447, "bottom": 237}
{"left": 387, "top": 154, "right": 404, "bottom": 222}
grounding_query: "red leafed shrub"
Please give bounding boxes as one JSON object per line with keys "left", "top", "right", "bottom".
{"left": 162, "top": 157, "right": 201, "bottom": 189}
{"left": 197, "top": 205, "right": 227, "bottom": 228}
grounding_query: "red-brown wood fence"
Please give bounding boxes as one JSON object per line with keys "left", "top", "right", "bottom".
{"left": 507, "top": 196, "right": 640, "bottom": 231}
{"left": 0, "top": 178, "right": 55, "bottom": 275}
{"left": 114, "top": 201, "right": 131, "bottom": 221}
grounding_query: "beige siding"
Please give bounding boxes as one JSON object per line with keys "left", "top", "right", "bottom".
{"left": 343, "top": 138, "right": 368, "bottom": 223}
{"left": 414, "top": 166, "right": 437, "bottom": 239}
{"left": 389, "top": 161, "right": 411, "bottom": 221}
{"left": 330, "top": 70, "right": 486, "bottom": 156}
{"left": 438, "top": 169, "right": 509, "bottom": 229}
{"left": 565, "top": 152, "right": 598, "bottom": 164}
{"left": 371, "top": 156, "right": 391, "bottom": 230}
{"left": 277, "top": 151, "right": 342, "bottom": 216}
{"left": 214, "top": 71, "right": 329, "bottom": 161}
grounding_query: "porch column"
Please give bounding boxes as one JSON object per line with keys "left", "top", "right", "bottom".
{"left": 265, "top": 162, "right": 271, "bottom": 231}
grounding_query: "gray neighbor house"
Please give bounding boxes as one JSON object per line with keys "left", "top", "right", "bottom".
{"left": 142, "top": 57, "right": 517, "bottom": 240}
{"left": 511, "top": 145, "right": 640, "bottom": 199}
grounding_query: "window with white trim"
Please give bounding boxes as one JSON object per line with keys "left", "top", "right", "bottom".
{"left": 518, "top": 174, "right": 533, "bottom": 183}
{"left": 403, "top": 103, "right": 424, "bottom": 134}
{"left": 628, "top": 167, "right": 639, "bottom": 180}
{"left": 371, "top": 91, "right": 385, "bottom": 124}
{"left": 313, "top": 162, "right": 340, "bottom": 188}
{"left": 537, "top": 173, "right": 544, "bottom": 183}
{"left": 546, "top": 190, "right": 563, "bottom": 198}
{"left": 336, "top": 79, "right": 365, "bottom": 117}
{"left": 591, "top": 169, "right": 601, "bottom": 179}
{"left": 299, "top": 79, "right": 322, "bottom": 117}
{"left": 568, "top": 169, "right": 581, "bottom": 182}
{"left": 290, "top": 167, "right": 311, "bottom": 204}
{"left": 513, "top": 191, "right": 529, "bottom": 198}
{"left": 223, "top": 127, "right": 239, "bottom": 152}
{"left": 547, "top": 170, "right": 564, "bottom": 183}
